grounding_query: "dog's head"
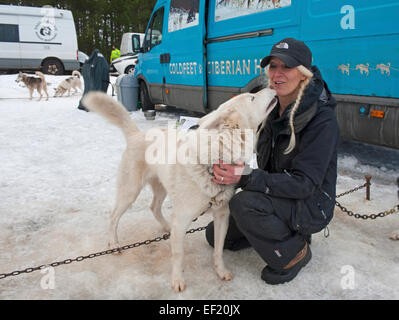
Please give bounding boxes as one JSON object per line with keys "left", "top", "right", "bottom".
{"left": 196, "top": 87, "right": 277, "bottom": 164}
{"left": 15, "top": 72, "right": 25, "bottom": 83}
{"left": 54, "top": 85, "right": 67, "bottom": 97}
{"left": 198, "top": 87, "right": 277, "bottom": 131}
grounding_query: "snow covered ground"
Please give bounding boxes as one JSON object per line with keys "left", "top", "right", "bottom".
{"left": 0, "top": 73, "right": 398, "bottom": 300}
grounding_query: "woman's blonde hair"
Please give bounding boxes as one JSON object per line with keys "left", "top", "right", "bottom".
{"left": 284, "top": 65, "right": 313, "bottom": 154}
{"left": 256, "top": 65, "right": 314, "bottom": 155}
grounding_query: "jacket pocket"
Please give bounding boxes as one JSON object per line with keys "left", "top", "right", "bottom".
{"left": 294, "top": 189, "right": 334, "bottom": 235}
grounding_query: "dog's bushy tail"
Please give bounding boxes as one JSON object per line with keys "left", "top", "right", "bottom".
{"left": 35, "top": 71, "right": 47, "bottom": 90}
{"left": 82, "top": 92, "right": 139, "bottom": 138}
{"left": 72, "top": 70, "right": 81, "bottom": 78}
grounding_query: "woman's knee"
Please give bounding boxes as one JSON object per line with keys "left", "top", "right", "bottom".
{"left": 229, "top": 190, "right": 271, "bottom": 221}
{"left": 229, "top": 191, "right": 252, "bottom": 216}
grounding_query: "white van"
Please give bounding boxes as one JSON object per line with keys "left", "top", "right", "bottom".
{"left": 0, "top": 5, "right": 80, "bottom": 75}
{"left": 111, "top": 33, "right": 144, "bottom": 75}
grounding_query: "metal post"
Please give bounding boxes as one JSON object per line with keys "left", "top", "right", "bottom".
{"left": 365, "top": 174, "right": 372, "bottom": 200}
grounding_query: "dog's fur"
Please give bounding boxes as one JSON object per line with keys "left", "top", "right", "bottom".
{"left": 15, "top": 71, "right": 49, "bottom": 101}
{"left": 82, "top": 88, "right": 277, "bottom": 292}
{"left": 390, "top": 230, "right": 399, "bottom": 240}
{"left": 54, "top": 70, "right": 82, "bottom": 97}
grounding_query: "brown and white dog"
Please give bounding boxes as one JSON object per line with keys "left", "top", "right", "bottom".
{"left": 82, "top": 88, "right": 277, "bottom": 292}
{"left": 15, "top": 71, "right": 49, "bottom": 101}
{"left": 54, "top": 70, "right": 82, "bottom": 97}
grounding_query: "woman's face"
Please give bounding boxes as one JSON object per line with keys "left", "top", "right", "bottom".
{"left": 268, "top": 57, "right": 306, "bottom": 102}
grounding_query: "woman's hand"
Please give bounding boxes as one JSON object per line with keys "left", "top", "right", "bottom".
{"left": 212, "top": 160, "right": 245, "bottom": 185}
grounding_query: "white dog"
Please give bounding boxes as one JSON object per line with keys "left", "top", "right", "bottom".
{"left": 54, "top": 70, "right": 82, "bottom": 97}
{"left": 82, "top": 88, "right": 277, "bottom": 292}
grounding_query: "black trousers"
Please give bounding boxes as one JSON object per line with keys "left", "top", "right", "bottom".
{"left": 206, "top": 190, "right": 307, "bottom": 272}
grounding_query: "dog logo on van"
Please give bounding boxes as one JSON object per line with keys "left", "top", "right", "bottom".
{"left": 35, "top": 21, "right": 58, "bottom": 42}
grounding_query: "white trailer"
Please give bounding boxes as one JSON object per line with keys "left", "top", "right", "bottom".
{"left": 0, "top": 5, "right": 80, "bottom": 75}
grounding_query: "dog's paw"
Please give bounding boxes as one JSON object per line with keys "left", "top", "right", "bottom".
{"left": 216, "top": 268, "right": 233, "bottom": 281}
{"left": 389, "top": 230, "right": 399, "bottom": 240}
{"left": 215, "top": 261, "right": 233, "bottom": 281}
{"left": 171, "top": 278, "right": 186, "bottom": 292}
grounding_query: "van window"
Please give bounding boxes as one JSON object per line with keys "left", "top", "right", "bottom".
{"left": 168, "top": 0, "right": 199, "bottom": 32}
{"left": 143, "top": 7, "right": 164, "bottom": 52}
{"left": 0, "top": 24, "right": 19, "bottom": 43}
{"left": 132, "top": 34, "right": 141, "bottom": 53}
{"left": 215, "top": 0, "right": 291, "bottom": 22}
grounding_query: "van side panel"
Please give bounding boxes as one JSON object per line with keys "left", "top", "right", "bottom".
{"left": 302, "top": 0, "right": 399, "bottom": 99}
{"left": 18, "top": 10, "right": 79, "bottom": 71}
{"left": 206, "top": 0, "right": 298, "bottom": 109}
{"left": 300, "top": 0, "right": 399, "bottom": 149}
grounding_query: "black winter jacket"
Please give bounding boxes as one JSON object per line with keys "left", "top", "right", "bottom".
{"left": 239, "top": 66, "right": 340, "bottom": 234}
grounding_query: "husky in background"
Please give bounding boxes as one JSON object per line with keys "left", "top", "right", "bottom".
{"left": 15, "top": 71, "right": 49, "bottom": 101}
{"left": 54, "top": 70, "right": 83, "bottom": 97}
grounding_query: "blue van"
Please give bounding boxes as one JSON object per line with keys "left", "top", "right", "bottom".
{"left": 135, "top": 0, "right": 399, "bottom": 149}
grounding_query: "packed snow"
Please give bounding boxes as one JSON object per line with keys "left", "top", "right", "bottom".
{"left": 0, "top": 73, "right": 398, "bottom": 300}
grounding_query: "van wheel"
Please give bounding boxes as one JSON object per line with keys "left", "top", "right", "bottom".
{"left": 139, "top": 81, "right": 154, "bottom": 111}
{"left": 42, "top": 59, "right": 64, "bottom": 75}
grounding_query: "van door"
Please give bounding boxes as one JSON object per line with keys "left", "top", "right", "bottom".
{"left": 162, "top": 0, "right": 207, "bottom": 113}
{"left": 141, "top": 6, "right": 166, "bottom": 104}
{"left": 0, "top": 21, "right": 21, "bottom": 69}
{"left": 206, "top": 0, "right": 299, "bottom": 110}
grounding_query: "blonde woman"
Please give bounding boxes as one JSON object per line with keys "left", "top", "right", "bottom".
{"left": 206, "top": 38, "right": 340, "bottom": 285}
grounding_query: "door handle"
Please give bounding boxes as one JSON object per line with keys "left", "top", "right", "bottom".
{"left": 160, "top": 53, "right": 171, "bottom": 64}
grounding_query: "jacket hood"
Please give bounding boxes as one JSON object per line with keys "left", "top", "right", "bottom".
{"left": 88, "top": 49, "right": 106, "bottom": 63}
{"left": 290, "top": 65, "right": 336, "bottom": 116}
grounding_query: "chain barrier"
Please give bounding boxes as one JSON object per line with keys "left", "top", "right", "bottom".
{"left": 1, "top": 176, "right": 398, "bottom": 281}
{"left": 335, "top": 176, "right": 399, "bottom": 220}
{"left": 0, "top": 226, "right": 207, "bottom": 280}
